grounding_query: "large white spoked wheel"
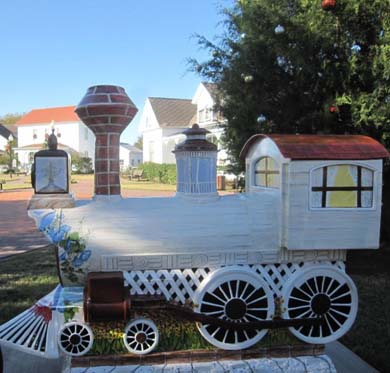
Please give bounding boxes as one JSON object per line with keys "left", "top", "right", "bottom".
{"left": 58, "top": 321, "right": 94, "bottom": 356}
{"left": 282, "top": 265, "right": 358, "bottom": 344}
{"left": 194, "top": 266, "right": 274, "bottom": 350}
{"left": 123, "top": 318, "right": 159, "bottom": 355}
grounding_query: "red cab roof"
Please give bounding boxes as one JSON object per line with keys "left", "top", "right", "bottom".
{"left": 240, "top": 134, "right": 389, "bottom": 160}
{"left": 16, "top": 106, "right": 79, "bottom": 125}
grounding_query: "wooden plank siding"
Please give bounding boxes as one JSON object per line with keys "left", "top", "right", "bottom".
{"left": 284, "top": 159, "right": 382, "bottom": 250}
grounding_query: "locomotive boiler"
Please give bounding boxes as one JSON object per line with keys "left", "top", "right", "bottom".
{"left": 0, "top": 85, "right": 388, "bottom": 360}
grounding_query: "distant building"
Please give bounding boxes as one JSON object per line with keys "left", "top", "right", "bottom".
{"left": 139, "top": 82, "right": 227, "bottom": 166}
{"left": 14, "top": 106, "right": 95, "bottom": 168}
{"left": 0, "top": 123, "right": 16, "bottom": 153}
{"left": 119, "top": 143, "right": 143, "bottom": 170}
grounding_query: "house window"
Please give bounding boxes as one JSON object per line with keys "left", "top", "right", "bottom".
{"left": 199, "top": 107, "right": 213, "bottom": 123}
{"left": 254, "top": 157, "right": 280, "bottom": 188}
{"left": 84, "top": 127, "right": 89, "bottom": 140}
{"left": 33, "top": 129, "right": 38, "bottom": 140}
{"left": 311, "top": 165, "right": 373, "bottom": 208}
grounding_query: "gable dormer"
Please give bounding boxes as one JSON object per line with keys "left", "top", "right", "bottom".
{"left": 192, "top": 82, "right": 218, "bottom": 126}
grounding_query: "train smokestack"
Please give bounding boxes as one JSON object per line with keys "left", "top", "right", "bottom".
{"left": 173, "top": 124, "right": 218, "bottom": 198}
{"left": 75, "top": 85, "right": 137, "bottom": 197}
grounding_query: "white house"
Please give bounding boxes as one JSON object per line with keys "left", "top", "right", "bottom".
{"left": 119, "top": 143, "right": 143, "bottom": 170}
{"left": 14, "top": 106, "right": 95, "bottom": 168}
{"left": 139, "top": 82, "right": 227, "bottom": 166}
{"left": 0, "top": 124, "right": 15, "bottom": 153}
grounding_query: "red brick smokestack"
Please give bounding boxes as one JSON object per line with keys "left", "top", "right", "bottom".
{"left": 75, "top": 85, "right": 137, "bottom": 196}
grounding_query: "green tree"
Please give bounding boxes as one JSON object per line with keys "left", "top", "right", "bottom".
{"left": 191, "top": 0, "right": 390, "bottom": 163}
{"left": 0, "top": 113, "right": 23, "bottom": 125}
{"left": 133, "top": 135, "right": 143, "bottom": 150}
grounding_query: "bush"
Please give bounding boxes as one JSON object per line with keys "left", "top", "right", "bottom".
{"left": 71, "top": 154, "right": 93, "bottom": 174}
{"left": 139, "top": 162, "right": 176, "bottom": 184}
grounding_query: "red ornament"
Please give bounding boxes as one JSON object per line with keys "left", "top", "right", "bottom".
{"left": 329, "top": 105, "right": 339, "bottom": 113}
{"left": 321, "top": 0, "right": 336, "bottom": 11}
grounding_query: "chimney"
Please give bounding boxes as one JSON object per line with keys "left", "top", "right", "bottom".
{"left": 173, "top": 124, "right": 218, "bottom": 198}
{"left": 75, "top": 85, "right": 137, "bottom": 197}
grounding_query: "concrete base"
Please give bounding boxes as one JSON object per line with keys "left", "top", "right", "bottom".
{"left": 28, "top": 193, "right": 76, "bottom": 209}
{"left": 71, "top": 355, "right": 336, "bottom": 372}
{"left": 0, "top": 343, "right": 70, "bottom": 373}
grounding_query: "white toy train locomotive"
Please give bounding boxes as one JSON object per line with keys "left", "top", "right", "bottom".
{"left": 1, "top": 87, "right": 388, "bottom": 361}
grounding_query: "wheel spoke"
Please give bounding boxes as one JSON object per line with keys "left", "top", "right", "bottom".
{"left": 227, "top": 281, "right": 234, "bottom": 298}
{"left": 211, "top": 327, "right": 221, "bottom": 337}
{"left": 295, "top": 286, "right": 313, "bottom": 300}
{"left": 327, "top": 311, "right": 342, "bottom": 327}
{"left": 325, "top": 278, "right": 335, "bottom": 294}
{"left": 321, "top": 277, "right": 325, "bottom": 293}
{"left": 305, "top": 280, "right": 316, "bottom": 296}
{"left": 289, "top": 295, "right": 310, "bottom": 303}
{"left": 331, "top": 302, "right": 352, "bottom": 307}
{"left": 222, "top": 329, "right": 229, "bottom": 343}
{"left": 331, "top": 291, "right": 351, "bottom": 302}
{"left": 239, "top": 282, "right": 250, "bottom": 300}
{"left": 328, "top": 283, "right": 344, "bottom": 297}
{"left": 314, "top": 277, "right": 320, "bottom": 294}
{"left": 204, "top": 310, "right": 224, "bottom": 316}
{"left": 202, "top": 301, "right": 224, "bottom": 308}
{"left": 218, "top": 286, "right": 230, "bottom": 302}
{"left": 289, "top": 304, "right": 311, "bottom": 311}
{"left": 243, "top": 286, "right": 258, "bottom": 301}
{"left": 246, "top": 294, "right": 267, "bottom": 306}
{"left": 291, "top": 308, "right": 311, "bottom": 319}
{"left": 209, "top": 291, "right": 226, "bottom": 304}
{"left": 330, "top": 308, "right": 350, "bottom": 318}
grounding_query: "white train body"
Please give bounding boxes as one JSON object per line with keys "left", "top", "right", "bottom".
{"left": 2, "top": 124, "right": 388, "bottom": 360}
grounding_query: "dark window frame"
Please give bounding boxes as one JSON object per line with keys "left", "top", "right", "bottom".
{"left": 311, "top": 165, "right": 373, "bottom": 208}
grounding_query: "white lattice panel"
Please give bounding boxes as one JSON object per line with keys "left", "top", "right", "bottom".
{"left": 123, "top": 261, "right": 345, "bottom": 303}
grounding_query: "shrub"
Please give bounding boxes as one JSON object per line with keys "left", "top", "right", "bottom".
{"left": 139, "top": 162, "right": 176, "bottom": 184}
{"left": 71, "top": 154, "right": 93, "bottom": 174}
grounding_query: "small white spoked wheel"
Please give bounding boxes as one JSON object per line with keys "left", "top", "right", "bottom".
{"left": 123, "top": 318, "right": 159, "bottom": 355}
{"left": 282, "top": 265, "right": 358, "bottom": 344}
{"left": 58, "top": 321, "right": 94, "bottom": 356}
{"left": 194, "top": 266, "right": 274, "bottom": 350}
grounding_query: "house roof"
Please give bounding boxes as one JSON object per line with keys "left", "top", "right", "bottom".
{"left": 202, "top": 82, "right": 219, "bottom": 101}
{"left": 0, "top": 123, "right": 15, "bottom": 140}
{"left": 120, "top": 143, "right": 142, "bottom": 153}
{"left": 16, "top": 106, "right": 79, "bottom": 125}
{"left": 240, "top": 134, "right": 389, "bottom": 160}
{"left": 15, "top": 143, "right": 77, "bottom": 152}
{"left": 149, "top": 98, "right": 196, "bottom": 128}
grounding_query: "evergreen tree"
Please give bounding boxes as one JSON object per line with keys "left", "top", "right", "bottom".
{"left": 191, "top": 0, "right": 390, "bottom": 163}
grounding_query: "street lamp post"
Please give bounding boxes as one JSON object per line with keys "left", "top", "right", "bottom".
{"left": 7, "top": 134, "right": 14, "bottom": 179}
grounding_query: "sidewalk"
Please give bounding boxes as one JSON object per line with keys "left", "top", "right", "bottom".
{"left": 0, "top": 184, "right": 176, "bottom": 259}
{"left": 0, "top": 189, "right": 49, "bottom": 258}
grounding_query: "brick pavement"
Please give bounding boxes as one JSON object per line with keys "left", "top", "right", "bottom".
{"left": 0, "top": 182, "right": 176, "bottom": 259}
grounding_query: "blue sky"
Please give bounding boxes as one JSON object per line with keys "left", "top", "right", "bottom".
{"left": 0, "top": 1, "right": 230, "bottom": 143}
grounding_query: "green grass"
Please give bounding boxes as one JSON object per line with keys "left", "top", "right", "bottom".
{"left": 0, "top": 174, "right": 32, "bottom": 190}
{"left": 0, "top": 246, "right": 58, "bottom": 324}
{"left": 120, "top": 179, "right": 176, "bottom": 191}
{"left": 341, "top": 272, "right": 390, "bottom": 373}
